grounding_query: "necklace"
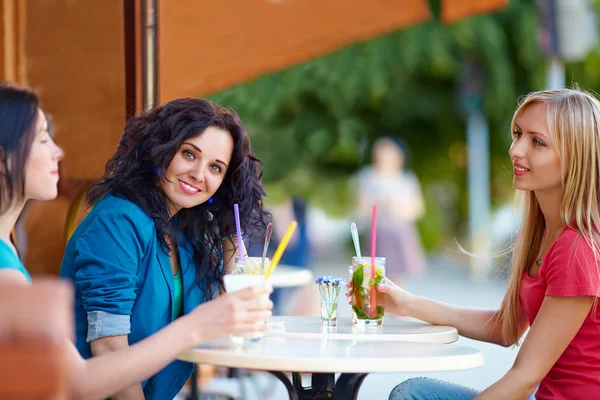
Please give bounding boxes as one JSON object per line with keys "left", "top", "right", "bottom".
{"left": 535, "top": 224, "right": 562, "bottom": 267}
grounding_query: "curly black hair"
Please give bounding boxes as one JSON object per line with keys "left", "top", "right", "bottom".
{"left": 87, "top": 98, "right": 271, "bottom": 299}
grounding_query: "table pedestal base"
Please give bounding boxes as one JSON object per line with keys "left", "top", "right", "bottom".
{"left": 268, "top": 371, "right": 368, "bottom": 400}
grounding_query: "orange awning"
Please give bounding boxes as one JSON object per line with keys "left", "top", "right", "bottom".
{"left": 7, "top": 0, "right": 512, "bottom": 181}
{"left": 442, "top": 0, "right": 509, "bottom": 24}
{"left": 158, "top": 0, "right": 431, "bottom": 101}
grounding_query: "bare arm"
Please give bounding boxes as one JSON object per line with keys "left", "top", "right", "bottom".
{"left": 476, "top": 295, "right": 593, "bottom": 399}
{"left": 67, "top": 316, "right": 197, "bottom": 400}
{"left": 375, "top": 280, "right": 529, "bottom": 346}
{"left": 68, "top": 283, "right": 273, "bottom": 400}
{"left": 90, "top": 336, "right": 144, "bottom": 399}
{"left": 406, "top": 295, "right": 527, "bottom": 346}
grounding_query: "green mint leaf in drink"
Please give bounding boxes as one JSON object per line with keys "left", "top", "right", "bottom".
{"left": 376, "top": 274, "right": 383, "bottom": 285}
{"left": 352, "top": 305, "right": 369, "bottom": 319}
{"left": 353, "top": 264, "right": 364, "bottom": 288}
{"left": 374, "top": 305, "right": 385, "bottom": 319}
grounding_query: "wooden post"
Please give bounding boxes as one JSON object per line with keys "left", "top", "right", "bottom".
{"left": 124, "top": 0, "right": 144, "bottom": 118}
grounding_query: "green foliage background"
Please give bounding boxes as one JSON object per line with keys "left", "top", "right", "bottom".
{"left": 208, "top": 0, "right": 580, "bottom": 250}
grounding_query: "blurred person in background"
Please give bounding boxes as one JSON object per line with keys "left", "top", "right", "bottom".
{"left": 0, "top": 84, "right": 273, "bottom": 399}
{"left": 356, "top": 136, "right": 426, "bottom": 283}
{"left": 360, "top": 88, "right": 600, "bottom": 400}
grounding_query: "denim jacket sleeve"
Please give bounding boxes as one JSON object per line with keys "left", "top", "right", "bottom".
{"left": 73, "top": 207, "right": 151, "bottom": 342}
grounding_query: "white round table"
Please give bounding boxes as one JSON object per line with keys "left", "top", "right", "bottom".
{"left": 189, "top": 266, "right": 315, "bottom": 399}
{"left": 180, "top": 337, "right": 483, "bottom": 399}
{"left": 267, "top": 315, "right": 458, "bottom": 343}
{"left": 269, "top": 266, "right": 313, "bottom": 288}
{"left": 180, "top": 336, "right": 483, "bottom": 374}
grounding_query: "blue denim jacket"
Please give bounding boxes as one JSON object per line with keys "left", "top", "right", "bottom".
{"left": 60, "top": 194, "right": 205, "bottom": 400}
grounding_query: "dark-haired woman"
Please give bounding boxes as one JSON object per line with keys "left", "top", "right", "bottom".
{"left": 0, "top": 85, "right": 273, "bottom": 399}
{"left": 60, "top": 98, "right": 271, "bottom": 399}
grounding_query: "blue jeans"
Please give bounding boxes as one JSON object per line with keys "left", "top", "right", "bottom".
{"left": 389, "top": 378, "right": 537, "bottom": 400}
{"left": 389, "top": 378, "right": 479, "bottom": 400}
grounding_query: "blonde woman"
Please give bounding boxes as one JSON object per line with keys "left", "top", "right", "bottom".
{"left": 353, "top": 88, "right": 600, "bottom": 400}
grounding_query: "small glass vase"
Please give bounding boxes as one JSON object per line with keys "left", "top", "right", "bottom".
{"left": 320, "top": 299, "right": 338, "bottom": 327}
{"left": 315, "top": 276, "right": 345, "bottom": 327}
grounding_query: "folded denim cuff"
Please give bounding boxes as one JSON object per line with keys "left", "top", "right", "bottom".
{"left": 86, "top": 310, "right": 131, "bottom": 342}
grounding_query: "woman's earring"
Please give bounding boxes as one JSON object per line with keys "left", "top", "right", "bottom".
{"left": 207, "top": 197, "right": 214, "bottom": 204}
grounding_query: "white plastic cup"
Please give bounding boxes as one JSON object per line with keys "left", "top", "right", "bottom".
{"left": 223, "top": 273, "right": 266, "bottom": 345}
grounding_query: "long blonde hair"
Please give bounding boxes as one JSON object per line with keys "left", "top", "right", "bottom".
{"left": 498, "top": 88, "right": 600, "bottom": 345}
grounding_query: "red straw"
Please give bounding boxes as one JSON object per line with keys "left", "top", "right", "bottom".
{"left": 370, "top": 205, "right": 377, "bottom": 318}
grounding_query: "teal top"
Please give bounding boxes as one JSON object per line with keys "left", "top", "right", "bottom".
{"left": 0, "top": 239, "right": 31, "bottom": 282}
{"left": 172, "top": 270, "right": 183, "bottom": 321}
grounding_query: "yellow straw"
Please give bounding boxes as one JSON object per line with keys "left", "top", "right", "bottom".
{"left": 264, "top": 221, "right": 297, "bottom": 280}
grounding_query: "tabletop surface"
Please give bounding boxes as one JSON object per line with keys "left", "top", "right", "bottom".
{"left": 179, "top": 336, "right": 484, "bottom": 373}
{"left": 269, "top": 266, "right": 314, "bottom": 288}
{"left": 267, "top": 316, "right": 458, "bottom": 343}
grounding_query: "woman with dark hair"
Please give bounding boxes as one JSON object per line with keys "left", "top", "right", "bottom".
{"left": 0, "top": 85, "right": 52, "bottom": 283}
{"left": 0, "top": 84, "right": 273, "bottom": 400}
{"left": 60, "top": 97, "right": 272, "bottom": 399}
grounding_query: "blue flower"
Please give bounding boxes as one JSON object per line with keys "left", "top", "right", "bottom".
{"left": 315, "top": 275, "right": 345, "bottom": 286}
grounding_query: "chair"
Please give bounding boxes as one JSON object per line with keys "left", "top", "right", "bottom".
{"left": 64, "top": 180, "right": 92, "bottom": 242}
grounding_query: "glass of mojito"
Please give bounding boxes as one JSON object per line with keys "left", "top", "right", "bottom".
{"left": 348, "top": 256, "right": 386, "bottom": 326}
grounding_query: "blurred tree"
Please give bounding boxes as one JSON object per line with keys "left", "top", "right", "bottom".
{"left": 210, "top": 0, "right": 544, "bottom": 250}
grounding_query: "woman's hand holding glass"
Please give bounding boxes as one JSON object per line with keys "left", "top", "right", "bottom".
{"left": 346, "top": 278, "right": 414, "bottom": 317}
{"left": 185, "top": 282, "right": 273, "bottom": 343}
